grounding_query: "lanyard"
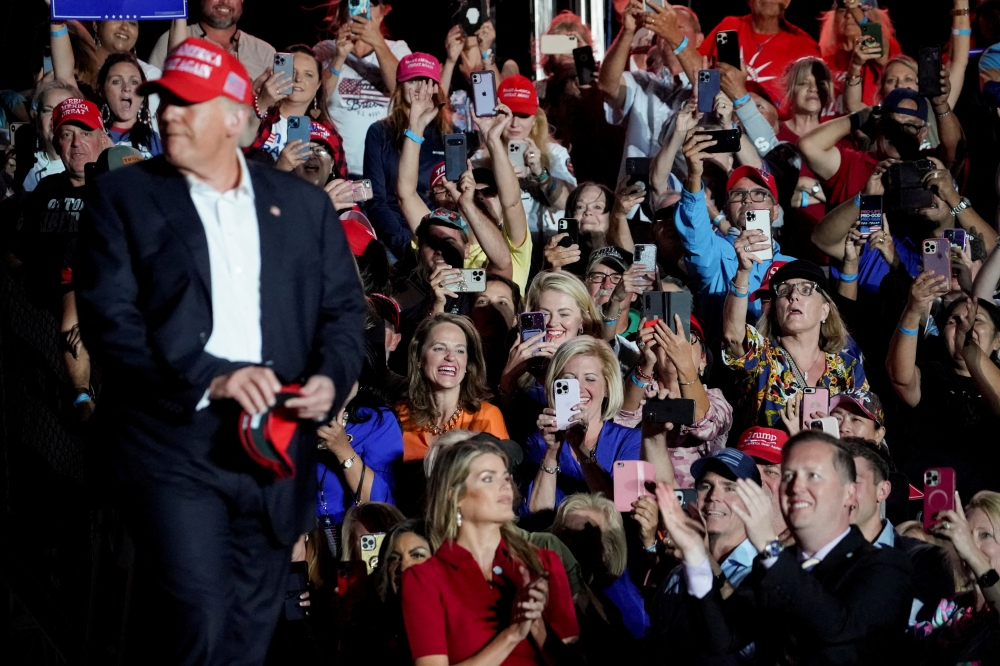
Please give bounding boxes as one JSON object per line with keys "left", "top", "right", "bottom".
{"left": 317, "top": 465, "right": 330, "bottom": 516}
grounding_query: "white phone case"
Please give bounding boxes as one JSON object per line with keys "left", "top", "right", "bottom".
{"left": 508, "top": 141, "right": 527, "bottom": 168}
{"left": 454, "top": 268, "right": 487, "bottom": 293}
{"left": 744, "top": 210, "right": 773, "bottom": 261}
{"left": 807, "top": 417, "right": 840, "bottom": 438}
{"left": 553, "top": 379, "right": 580, "bottom": 430}
{"left": 540, "top": 34, "right": 579, "bottom": 55}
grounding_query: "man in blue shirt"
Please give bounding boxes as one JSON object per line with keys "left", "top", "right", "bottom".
{"left": 675, "top": 147, "right": 796, "bottom": 336}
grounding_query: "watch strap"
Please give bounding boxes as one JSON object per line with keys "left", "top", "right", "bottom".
{"left": 979, "top": 568, "right": 1000, "bottom": 589}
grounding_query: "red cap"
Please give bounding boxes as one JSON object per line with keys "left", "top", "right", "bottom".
{"left": 727, "top": 165, "right": 779, "bottom": 203}
{"left": 340, "top": 210, "right": 378, "bottom": 256}
{"left": 497, "top": 75, "right": 539, "bottom": 116}
{"left": 750, "top": 260, "right": 788, "bottom": 301}
{"left": 430, "top": 161, "right": 447, "bottom": 187}
{"left": 690, "top": 315, "right": 706, "bottom": 342}
{"left": 736, "top": 426, "right": 789, "bottom": 464}
{"left": 397, "top": 52, "right": 442, "bottom": 85}
{"left": 310, "top": 121, "right": 338, "bottom": 154}
{"left": 139, "top": 38, "right": 253, "bottom": 106}
{"left": 53, "top": 98, "right": 105, "bottom": 132}
{"left": 369, "top": 293, "right": 401, "bottom": 331}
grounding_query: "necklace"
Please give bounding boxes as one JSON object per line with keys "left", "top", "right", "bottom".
{"left": 749, "top": 26, "right": 779, "bottom": 53}
{"left": 427, "top": 408, "right": 463, "bottom": 436}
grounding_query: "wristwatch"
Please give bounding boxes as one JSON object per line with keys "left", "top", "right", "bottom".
{"left": 950, "top": 196, "right": 971, "bottom": 217}
{"left": 341, "top": 453, "right": 357, "bottom": 469}
{"left": 978, "top": 569, "right": 1000, "bottom": 589}
{"left": 759, "top": 539, "right": 784, "bottom": 559}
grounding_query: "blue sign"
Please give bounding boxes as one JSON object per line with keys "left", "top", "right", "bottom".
{"left": 51, "top": 0, "right": 187, "bottom": 21}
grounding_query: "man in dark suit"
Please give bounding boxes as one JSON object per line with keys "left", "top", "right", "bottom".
{"left": 655, "top": 431, "right": 914, "bottom": 665}
{"left": 74, "top": 38, "right": 366, "bottom": 665}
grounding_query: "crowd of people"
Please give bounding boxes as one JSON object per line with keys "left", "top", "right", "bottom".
{"left": 6, "top": 0, "right": 1000, "bottom": 664}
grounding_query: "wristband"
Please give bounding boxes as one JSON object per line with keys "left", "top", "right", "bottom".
{"left": 604, "top": 318, "right": 620, "bottom": 326}
{"left": 329, "top": 66, "right": 342, "bottom": 76}
{"left": 952, "top": 7, "right": 971, "bottom": 16}
{"left": 404, "top": 129, "right": 425, "bottom": 144}
{"left": 631, "top": 373, "right": 649, "bottom": 389}
{"left": 729, "top": 283, "right": 750, "bottom": 298}
{"left": 858, "top": 16, "right": 870, "bottom": 25}
{"left": 74, "top": 391, "right": 93, "bottom": 406}
{"left": 50, "top": 25, "right": 69, "bottom": 38}
{"left": 800, "top": 190, "right": 809, "bottom": 208}
{"left": 898, "top": 325, "right": 919, "bottom": 336}
{"left": 853, "top": 193, "right": 862, "bottom": 207}
{"left": 481, "top": 49, "right": 493, "bottom": 60}
{"left": 953, "top": 28, "right": 972, "bottom": 36}
{"left": 672, "top": 36, "right": 689, "bottom": 56}
{"left": 839, "top": 272, "right": 859, "bottom": 283}
{"left": 643, "top": 543, "right": 658, "bottom": 553}
{"left": 732, "top": 93, "right": 751, "bottom": 107}
{"left": 712, "top": 213, "right": 726, "bottom": 226}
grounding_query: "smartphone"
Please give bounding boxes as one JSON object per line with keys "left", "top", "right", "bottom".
{"left": 634, "top": 244, "right": 657, "bottom": 273}
{"left": 273, "top": 52, "right": 294, "bottom": 96}
{"left": 286, "top": 115, "right": 311, "bottom": 149}
{"left": 520, "top": 311, "right": 546, "bottom": 343}
{"left": 454, "top": 268, "right": 488, "bottom": 292}
{"left": 553, "top": 378, "right": 581, "bottom": 430}
{"left": 883, "top": 160, "right": 935, "bottom": 210}
{"left": 697, "top": 70, "right": 721, "bottom": 114}
{"left": 557, "top": 218, "right": 579, "bottom": 247}
{"left": 922, "top": 467, "right": 957, "bottom": 531}
{"left": 808, "top": 417, "right": 840, "bottom": 437}
{"left": 540, "top": 34, "right": 578, "bottom": 55}
{"left": 918, "top": 46, "right": 943, "bottom": 99}
{"left": 858, "top": 194, "right": 883, "bottom": 239}
{"left": 675, "top": 488, "right": 698, "bottom": 509}
{"left": 348, "top": 0, "right": 371, "bottom": 20}
{"left": 508, "top": 140, "right": 528, "bottom": 169}
{"left": 625, "top": 157, "right": 651, "bottom": 189}
{"left": 644, "top": 397, "right": 696, "bottom": 425}
{"left": 716, "top": 30, "right": 740, "bottom": 68}
{"left": 471, "top": 70, "right": 498, "bottom": 118}
{"left": 744, "top": 209, "right": 773, "bottom": 261}
{"left": 943, "top": 228, "right": 968, "bottom": 252}
{"left": 859, "top": 22, "right": 883, "bottom": 50}
{"left": 697, "top": 128, "right": 742, "bottom": 154}
{"left": 665, "top": 291, "right": 692, "bottom": 338}
{"left": 457, "top": 0, "right": 486, "bottom": 34}
{"left": 800, "top": 387, "right": 830, "bottom": 426}
{"left": 360, "top": 532, "right": 386, "bottom": 574}
{"left": 8, "top": 123, "right": 27, "bottom": 148}
{"left": 573, "top": 45, "right": 597, "bottom": 86}
{"left": 444, "top": 133, "right": 467, "bottom": 182}
{"left": 922, "top": 238, "right": 952, "bottom": 279}
{"left": 613, "top": 460, "right": 657, "bottom": 512}
{"left": 642, "top": 290, "right": 666, "bottom": 326}
{"left": 284, "top": 561, "right": 310, "bottom": 621}
{"left": 350, "top": 179, "right": 373, "bottom": 202}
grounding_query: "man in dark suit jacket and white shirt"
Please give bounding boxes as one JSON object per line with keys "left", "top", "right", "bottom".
{"left": 654, "top": 431, "right": 914, "bottom": 665}
{"left": 74, "top": 38, "right": 366, "bottom": 665}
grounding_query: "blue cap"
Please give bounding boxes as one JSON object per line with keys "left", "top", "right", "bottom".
{"left": 420, "top": 207, "right": 470, "bottom": 236}
{"left": 691, "top": 448, "right": 762, "bottom": 485}
{"left": 980, "top": 43, "right": 1000, "bottom": 73}
{"left": 881, "top": 87, "right": 928, "bottom": 121}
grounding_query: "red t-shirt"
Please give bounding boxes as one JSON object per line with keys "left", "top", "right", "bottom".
{"left": 822, "top": 144, "right": 879, "bottom": 207}
{"left": 825, "top": 37, "right": 903, "bottom": 110}
{"left": 402, "top": 538, "right": 579, "bottom": 664}
{"left": 700, "top": 15, "right": 821, "bottom": 102}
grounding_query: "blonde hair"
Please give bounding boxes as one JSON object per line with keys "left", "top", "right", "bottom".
{"left": 528, "top": 108, "right": 553, "bottom": 172}
{"left": 781, "top": 57, "right": 834, "bottom": 116}
{"left": 545, "top": 336, "right": 623, "bottom": 421}
{"left": 551, "top": 493, "right": 627, "bottom": 577}
{"left": 757, "top": 286, "right": 849, "bottom": 354}
{"left": 424, "top": 429, "right": 476, "bottom": 477}
{"left": 525, "top": 271, "right": 603, "bottom": 339}
{"left": 425, "top": 438, "right": 545, "bottom": 576}
{"left": 877, "top": 56, "right": 918, "bottom": 101}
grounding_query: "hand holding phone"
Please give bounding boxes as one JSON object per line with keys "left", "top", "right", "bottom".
{"left": 922, "top": 468, "right": 957, "bottom": 531}
{"left": 613, "top": 461, "right": 657, "bottom": 512}
{"left": 472, "top": 71, "right": 498, "bottom": 117}
{"left": 553, "top": 378, "right": 581, "bottom": 430}
{"left": 273, "top": 53, "right": 294, "bottom": 96}
{"left": 744, "top": 210, "right": 773, "bottom": 261}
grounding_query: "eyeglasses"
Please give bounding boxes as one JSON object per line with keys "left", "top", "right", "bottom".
{"left": 585, "top": 272, "right": 623, "bottom": 284}
{"left": 894, "top": 121, "right": 926, "bottom": 135}
{"left": 309, "top": 146, "right": 331, "bottom": 157}
{"left": 773, "top": 281, "right": 818, "bottom": 298}
{"left": 727, "top": 189, "right": 773, "bottom": 204}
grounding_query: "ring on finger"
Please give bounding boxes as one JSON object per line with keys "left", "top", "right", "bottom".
{"left": 744, "top": 245, "right": 752, "bottom": 252}
{"left": 944, "top": 522, "right": 952, "bottom": 530}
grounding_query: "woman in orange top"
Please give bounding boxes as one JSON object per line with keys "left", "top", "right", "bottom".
{"left": 397, "top": 313, "right": 508, "bottom": 462}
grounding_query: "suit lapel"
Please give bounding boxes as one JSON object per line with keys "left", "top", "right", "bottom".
{"left": 149, "top": 161, "right": 212, "bottom": 297}
{"left": 809, "top": 526, "right": 865, "bottom": 581}
{"left": 249, "top": 164, "right": 284, "bottom": 367}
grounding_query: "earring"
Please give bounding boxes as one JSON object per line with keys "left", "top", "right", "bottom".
{"left": 578, "top": 327, "right": 584, "bottom": 335}
{"left": 821, "top": 319, "right": 827, "bottom": 324}
{"left": 100, "top": 103, "right": 111, "bottom": 128}
{"left": 456, "top": 508, "right": 463, "bottom": 527}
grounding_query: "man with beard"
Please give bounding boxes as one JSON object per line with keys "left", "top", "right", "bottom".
{"left": 149, "top": 0, "right": 275, "bottom": 81}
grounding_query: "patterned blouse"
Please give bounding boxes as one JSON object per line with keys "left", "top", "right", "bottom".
{"left": 723, "top": 324, "right": 868, "bottom": 428}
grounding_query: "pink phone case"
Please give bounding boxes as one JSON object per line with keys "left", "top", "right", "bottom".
{"left": 800, "top": 387, "right": 830, "bottom": 426}
{"left": 923, "top": 467, "right": 957, "bottom": 531}
{"left": 613, "top": 460, "right": 657, "bottom": 512}
{"left": 922, "top": 238, "right": 951, "bottom": 279}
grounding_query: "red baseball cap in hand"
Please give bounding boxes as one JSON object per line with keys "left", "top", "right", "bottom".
{"left": 139, "top": 38, "right": 254, "bottom": 106}
{"left": 53, "top": 98, "right": 105, "bottom": 132}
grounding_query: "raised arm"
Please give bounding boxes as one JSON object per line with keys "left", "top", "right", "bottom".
{"left": 598, "top": 0, "right": 644, "bottom": 111}
{"left": 397, "top": 81, "right": 439, "bottom": 235}
{"left": 722, "top": 233, "right": 765, "bottom": 359}
{"left": 48, "top": 19, "right": 77, "bottom": 86}
{"left": 973, "top": 243, "right": 1000, "bottom": 301}
{"left": 799, "top": 110, "right": 872, "bottom": 181}
{"left": 923, "top": 163, "right": 998, "bottom": 247}
{"left": 651, "top": 103, "right": 700, "bottom": 203}
{"left": 948, "top": 0, "right": 972, "bottom": 109}
{"left": 350, "top": 15, "right": 400, "bottom": 93}
{"left": 886, "top": 271, "right": 949, "bottom": 407}
{"left": 929, "top": 67, "right": 964, "bottom": 170}
{"left": 440, "top": 25, "right": 465, "bottom": 98}
{"left": 642, "top": 417, "right": 678, "bottom": 488}
{"left": 478, "top": 104, "right": 528, "bottom": 250}
{"left": 451, "top": 164, "right": 513, "bottom": 279}
{"left": 168, "top": 17, "right": 188, "bottom": 50}
{"left": 528, "top": 415, "right": 562, "bottom": 513}
{"left": 811, "top": 160, "right": 892, "bottom": 259}
{"left": 643, "top": 0, "right": 701, "bottom": 85}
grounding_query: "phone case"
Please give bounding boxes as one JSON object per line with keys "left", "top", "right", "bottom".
{"left": 697, "top": 70, "right": 721, "bottom": 114}
{"left": 458, "top": 0, "right": 485, "bottom": 34}
{"left": 360, "top": 532, "right": 386, "bottom": 574}
{"left": 699, "top": 128, "right": 742, "bottom": 153}
{"left": 943, "top": 228, "right": 968, "bottom": 252}
{"left": 350, "top": 179, "right": 373, "bottom": 202}
{"left": 444, "top": 133, "right": 467, "bottom": 182}
{"left": 665, "top": 291, "right": 692, "bottom": 338}
{"left": 643, "top": 291, "right": 666, "bottom": 325}
{"left": 625, "top": 157, "right": 651, "bottom": 187}
{"left": 674, "top": 488, "right": 698, "bottom": 508}
{"left": 918, "top": 46, "right": 943, "bottom": 99}
{"left": 800, "top": 387, "right": 830, "bottom": 425}
{"left": 572, "top": 45, "right": 597, "bottom": 85}
{"left": 348, "top": 0, "right": 371, "bottom": 19}
{"left": 634, "top": 244, "right": 657, "bottom": 272}
{"left": 540, "top": 34, "right": 578, "bottom": 55}
{"left": 923, "top": 468, "right": 957, "bottom": 531}
{"left": 644, "top": 397, "right": 696, "bottom": 425}
{"left": 613, "top": 460, "right": 657, "bottom": 512}
{"left": 922, "top": 239, "right": 951, "bottom": 279}
{"left": 553, "top": 378, "right": 580, "bottom": 430}
{"left": 745, "top": 210, "right": 773, "bottom": 261}
{"left": 455, "top": 268, "right": 488, "bottom": 292}
{"left": 859, "top": 22, "right": 883, "bottom": 48}
{"left": 557, "top": 218, "right": 579, "bottom": 246}
{"left": 807, "top": 417, "right": 840, "bottom": 437}
{"left": 716, "top": 30, "right": 740, "bottom": 68}
{"left": 286, "top": 116, "right": 311, "bottom": 148}
{"left": 273, "top": 53, "right": 294, "bottom": 95}
{"left": 508, "top": 141, "right": 527, "bottom": 168}
{"left": 520, "top": 311, "right": 546, "bottom": 332}
{"left": 858, "top": 195, "right": 883, "bottom": 238}
{"left": 884, "top": 161, "right": 935, "bottom": 210}
{"left": 471, "top": 71, "right": 498, "bottom": 117}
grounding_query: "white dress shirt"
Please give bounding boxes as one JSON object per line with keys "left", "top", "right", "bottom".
{"left": 187, "top": 152, "right": 262, "bottom": 409}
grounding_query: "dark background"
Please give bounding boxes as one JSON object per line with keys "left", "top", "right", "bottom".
{"left": 0, "top": 0, "right": 951, "bottom": 95}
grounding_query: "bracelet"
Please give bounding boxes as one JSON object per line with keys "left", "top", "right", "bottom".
{"left": 952, "top": 8, "right": 971, "bottom": 16}
{"left": 953, "top": 28, "right": 972, "bottom": 36}
{"left": 935, "top": 108, "right": 952, "bottom": 118}
{"left": 329, "top": 66, "right": 342, "bottom": 76}
{"left": 678, "top": 378, "right": 698, "bottom": 386}
{"left": 252, "top": 94, "right": 265, "bottom": 120}
{"left": 404, "top": 129, "right": 425, "bottom": 144}
{"left": 631, "top": 373, "right": 649, "bottom": 389}
{"left": 732, "top": 93, "right": 751, "bottom": 107}
{"left": 898, "top": 325, "right": 920, "bottom": 336}
{"left": 481, "top": 48, "right": 493, "bottom": 60}
{"left": 950, "top": 196, "right": 971, "bottom": 217}
{"left": 74, "top": 391, "right": 93, "bottom": 406}
{"left": 730, "top": 279, "right": 749, "bottom": 293}
{"left": 634, "top": 366, "right": 654, "bottom": 382}
{"left": 712, "top": 213, "right": 726, "bottom": 226}
{"left": 729, "top": 283, "right": 749, "bottom": 298}
{"left": 540, "top": 463, "right": 560, "bottom": 475}
{"left": 800, "top": 190, "right": 809, "bottom": 208}
{"left": 535, "top": 168, "right": 551, "bottom": 183}
{"left": 839, "top": 272, "right": 859, "bottom": 283}
{"left": 643, "top": 543, "right": 658, "bottom": 553}
{"left": 51, "top": 25, "right": 69, "bottom": 38}
{"left": 672, "top": 36, "right": 689, "bottom": 56}
{"left": 846, "top": 75, "right": 863, "bottom": 87}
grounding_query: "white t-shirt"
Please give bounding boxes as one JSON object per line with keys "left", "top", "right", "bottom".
{"left": 139, "top": 59, "right": 162, "bottom": 129}
{"left": 22, "top": 151, "right": 65, "bottom": 192}
{"left": 319, "top": 39, "right": 411, "bottom": 175}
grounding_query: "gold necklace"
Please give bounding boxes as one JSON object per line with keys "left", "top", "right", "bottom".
{"left": 427, "top": 408, "right": 463, "bottom": 436}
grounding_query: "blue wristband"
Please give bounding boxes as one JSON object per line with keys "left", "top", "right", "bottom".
{"left": 858, "top": 16, "right": 870, "bottom": 25}
{"left": 732, "top": 93, "right": 751, "bottom": 107}
{"left": 954, "top": 28, "right": 972, "bottom": 36}
{"left": 729, "top": 283, "right": 750, "bottom": 299}
{"left": 839, "top": 272, "right": 859, "bottom": 283}
{"left": 329, "top": 66, "right": 342, "bottom": 76}
{"left": 50, "top": 25, "right": 69, "bottom": 37}
{"left": 853, "top": 193, "right": 862, "bottom": 207}
{"left": 404, "top": 129, "right": 425, "bottom": 145}
{"left": 800, "top": 190, "right": 809, "bottom": 208}
{"left": 898, "top": 325, "right": 920, "bottom": 336}
{"left": 481, "top": 49, "right": 493, "bottom": 60}
{"left": 74, "top": 392, "right": 92, "bottom": 406}
{"left": 672, "top": 36, "right": 689, "bottom": 56}
{"left": 631, "top": 373, "right": 649, "bottom": 389}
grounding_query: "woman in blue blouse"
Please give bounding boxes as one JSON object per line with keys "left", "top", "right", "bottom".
{"left": 526, "top": 336, "right": 641, "bottom": 513}
{"left": 316, "top": 382, "right": 404, "bottom": 525}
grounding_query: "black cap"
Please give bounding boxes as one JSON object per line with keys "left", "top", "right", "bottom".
{"left": 467, "top": 432, "right": 523, "bottom": 472}
{"left": 768, "top": 259, "right": 826, "bottom": 294}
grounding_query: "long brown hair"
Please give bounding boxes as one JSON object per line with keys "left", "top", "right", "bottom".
{"left": 384, "top": 79, "right": 452, "bottom": 147}
{"left": 403, "top": 313, "right": 491, "bottom": 428}
{"left": 426, "top": 438, "right": 544, "bottom": 576}
{"left": 276, "top": 44, "right": 334, "bottom": 127}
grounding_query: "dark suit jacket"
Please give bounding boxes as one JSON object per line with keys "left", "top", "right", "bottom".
{"left": 689, "top": 526, "right": 914, "bottom": 665}
{"left": 74, "top": 155, "right": 367, "bottom": 545}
